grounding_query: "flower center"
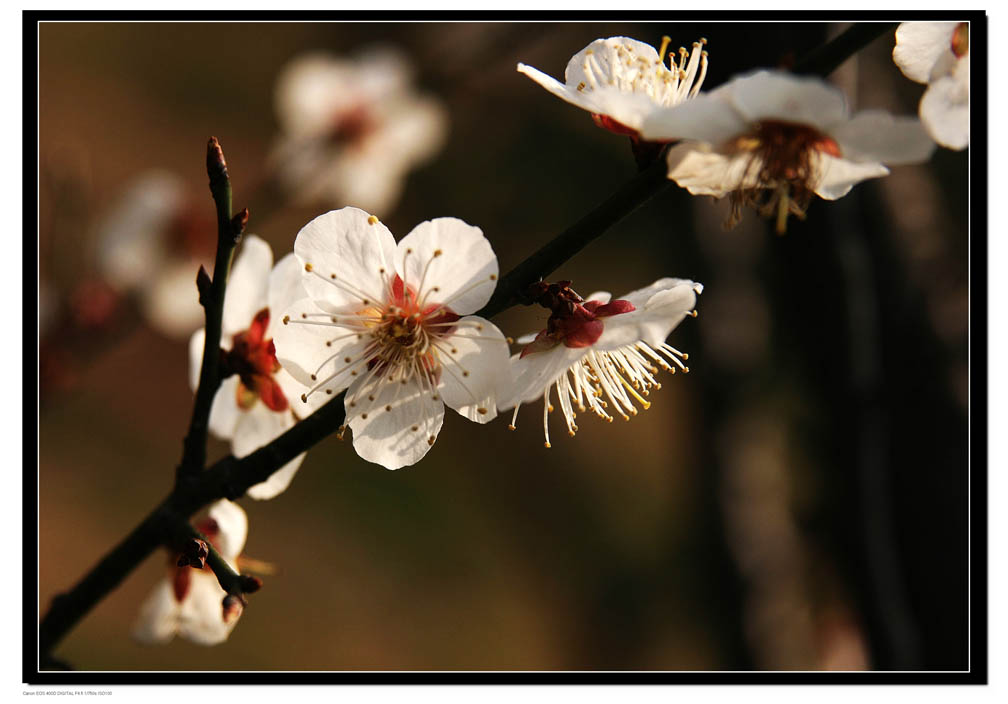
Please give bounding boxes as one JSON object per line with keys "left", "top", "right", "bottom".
{"left": 728, "top": 120, "right": 842, "bottom": 233}
{"left": 952, "top": 23, "right": 969, "bottom": 59}
{"left": 368, "top": 274, "right": 460, "bottom": 379}
{"left": 222, "top": 308, "right": 288, "bottom": 412}
{"left": 328, "top": 104, "right": 374, "bottom": 147}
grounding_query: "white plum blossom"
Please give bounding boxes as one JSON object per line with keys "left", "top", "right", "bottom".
{"left": 893, "top": 22, "right": 970, "bottom": 150}
{"left": 273, "top": 207, "right": 511, "bottom": 470}
{"left": 95, "top": 171, "right": 214, "bottom": 338}
{"left": 517, "top": 35, "right": 709, "bottom": 136}
{"left": 133, "top": 500, "right": 248, "bottom": 646}
{"left": 639, "top": 70, "right": 936, "bottom": 232}
{"left": 271, "top": 48, "right": 448, "bottom": 215}
{"left": 188, "top": 235, "right": 311, "bottom": 500}
{"left": 502, "top": 278, "right": 702, "bottom": 448}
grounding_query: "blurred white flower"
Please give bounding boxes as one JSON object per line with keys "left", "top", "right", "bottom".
{"left": 133, "top": 500, "right": 248, "bottom": 646}
{"left": 517, "top": 35, "right": 708, "bottom": 136}
{"left": 640, "top": 70, "right": 936, "bottom": 232}
{"left": 95, "top": 171, "right": 214, "bottom": 338}
{"left": 274, "top": 207, "right": 510, "bottom": 470}
{"left": 502, "top": 278, "right": 701, "bottom": 448}
{"left": 271, "top": 48, "right": 448, "bottom": 215}
{"left": 188, "top": 235, "right": 310, "bottom": 500}
{"left": 894, "top": 22, "right": 970, "bottom": 150}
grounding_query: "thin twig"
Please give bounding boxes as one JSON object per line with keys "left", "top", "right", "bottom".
{"left": 177, "top": 138, "right": 246, "bottom": 481}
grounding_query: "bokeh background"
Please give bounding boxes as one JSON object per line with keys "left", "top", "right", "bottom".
{"left": 37, "top": 21, "right": 970, "bottom": 671}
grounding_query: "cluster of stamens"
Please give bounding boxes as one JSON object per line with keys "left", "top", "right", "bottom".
{"left": 578, "top": 36, "right": 708, "bottom": 135}
{"left": 728, "top": 120, "right": 842, "bottom": 234}
{"left": 282, "top": 225, "right": 498, "bottom": 446}
{"left": 512, "top": 339, "right": 692, "bottom": 449}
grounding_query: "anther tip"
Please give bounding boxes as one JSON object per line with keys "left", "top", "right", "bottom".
{"left": 477, "top": 407, "right": 488, "bottom": 415}
{"left": 367, "top": 215, "right": 379, "bottom": 225}
{"left": 507, "top": 424, "right": 516, "bottom": 431}
{"left": 544, "top": 441, "right": 551, "bottom": 448}
{"left": 304, "top": 263, "right": 313, "bottom": 272}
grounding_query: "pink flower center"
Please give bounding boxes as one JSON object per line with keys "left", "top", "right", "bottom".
{"left": 520, "top": 285, "right": 636, "bottom": 358}
{"left": 222, "top": 308, "right": 289, "bottom": 412}
{"left": 368, "top": 274, "right": 460, "bottom": 379}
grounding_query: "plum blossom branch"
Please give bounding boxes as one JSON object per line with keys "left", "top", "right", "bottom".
{"left": 39, "top": 24, "right": 888, "bottom": 665}
{"left": 178, "top": 523, "right": 263, "bottom": 598}
{"left": 178, "top": 138, "right": 248, "bottom": 481}
{"left": 791, "top": 22, "right": 898, "bottom": 78}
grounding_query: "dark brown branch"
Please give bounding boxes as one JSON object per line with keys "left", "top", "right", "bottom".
{"left": 178, "top": 138, "right": 245, "bottom": 482}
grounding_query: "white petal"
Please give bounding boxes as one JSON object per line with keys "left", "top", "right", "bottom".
{"left": 132, "top": 578, "right": 180, "bottom": 644}
{"left": 435, "top": 316, "right": 511, "bottom": 423}
{"left": 813, "top": 155, "right": 890, "bottom": 201}
{"left": 96, "top": 171, "right": 183, "bottom": 292}
{"left": 727, "top": 70, "right": 848, "bottom": 129}
{"left": 272, "top": 297, "right": 368, "bottom": 396}
{"left": 232, "top": 404, "right": 306, "bottom": 500}
{"left": 831, "top": 110, "right": 936, "bottom": 165}
{"left": 266, "top": 253, "right": 307, "bottom": 339}
{"left": 665, "top": 142, "right": 755, "bottom": 197}
{"left": 564, "top": 36, "right": 662, "bottom": 87}
{"left": 504, "top": 345, "right": 587, "bottom": 409}
{"left": 207, "top": 376, "right": 242, "bottom": 441}
{"left": 345, "top": 377, "right": 445, "bottom": 470}
{"left": 141, "top": 260, "right": 206, "bottom": 339}
{"left": 595, "top": 279, "right": 699, "bottom": 350}
{"left": 920, "top": 66, "right": 970, "bottom": 150}
{"left": 517, "top": 62, "right": 603, "bottom": 115}
{"left": 274, "top": 367, "right": 322, "bottom": 419}
{"left": 397, "top": 218, "right": 498, "bottom": 316}
{"left": 640, "top": 91, "right": 748, "bottom": 144}
{"left": 221, "top": 235, "right": 273, "bottom": 339}
{"left": 894, "top": 22, "right": 959, "bottom": 83}
{"left": 207, "top": 499, "right": 248, "bottom": 560}
{"left": 176, "top": 571, "right": 235, "bottom": 645}
{"left": 293, "top": 207, "right": 397, "bottom": 313}
{"left": 361, "top": 94, "right": 449, "bottom": 175}
{"left": 322, "top": 150, "right": 405, "bottom": 216}
{"left": 188, "top": 328, "right": 206, "bottom": 391}
{"left": 586, "top": 291, "right": 611, "bottom": 303}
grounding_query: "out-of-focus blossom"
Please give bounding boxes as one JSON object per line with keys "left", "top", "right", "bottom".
{"left": 271, "top": 48, "right": 448, "bottom": 216}
{"left": 894, "top": 22, "right": 970, "bottom": 150}
{"left": 274, "top": 207, "right": 510, "bottom": 470}
{"left": 95, "top": 171, "right": 215, "bottom": 338}
{"left": 188, "top": 236, "right": 310, "bottom": 500}
{"left": 502, "top": 278, "right": 701, "bottom": 448}
{"left": 518, "top": 35, "right": 708, "bottom": 136}
{"left": 133, "top": 500, "right": 248, "bottom": 646}
{"left": 640, "top": 70, "right": 935, "bottom": 232}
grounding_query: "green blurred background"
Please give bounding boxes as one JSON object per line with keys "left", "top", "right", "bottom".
{"left": 37, "top": 21, "right": 970, "bottom": 671}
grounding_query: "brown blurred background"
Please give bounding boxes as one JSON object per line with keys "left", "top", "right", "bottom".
{"left": 37, "top": 21, "right": 970, "bottom": 671}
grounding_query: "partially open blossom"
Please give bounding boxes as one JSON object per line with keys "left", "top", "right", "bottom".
{"left": 95, "top": 171, "right": 215, "bottom": 338}
{"left": 520, "top": 36, "right": 709, "bottom": 137}
{"left": 271, "top": 48, "right": 448, "bottom": 215}
{"left": 893, "top": 22, "right": 970, "bottom": 150}
{"left": 502, "top": 278, "right": 702, "bottom": 448}
{"left": 133, "top": 500, "right": 248, "bottom": 645}
{"left": 273, "top": 207, "right": 511, "bottom": 470}
{"left": 518, "top": 35, "right": 708, "bottom": 137}
{"left": 188, "top": 236, "right": 310, "bottom": 499}
{"left": 639, "top": 70, "right": 936, "bottom": 232}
